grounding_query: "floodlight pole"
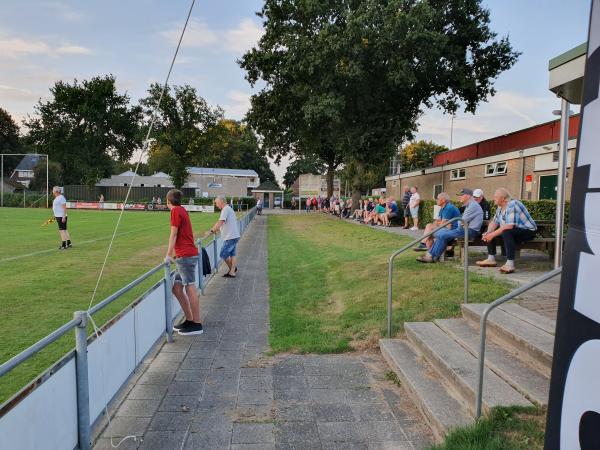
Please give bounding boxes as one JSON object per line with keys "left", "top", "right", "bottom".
{"left": 46, "top": 155, "right": 49, "bottom": 209}
{"left": 555, "top": 99, "right": 570, "bottom": 268}
{"left": 1, "top": 154, "right": 3, "bottom": 208}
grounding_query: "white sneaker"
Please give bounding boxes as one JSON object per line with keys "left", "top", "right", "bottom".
{"left": 409, "top": 226, "right": 418, "bottom": 231}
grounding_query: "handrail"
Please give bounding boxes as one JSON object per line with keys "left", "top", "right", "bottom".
{"left": 387, "top": 216, "right": 462, "bottom": 337}
{"left": 474, "top": 266, "right": 562, "bottom": 418}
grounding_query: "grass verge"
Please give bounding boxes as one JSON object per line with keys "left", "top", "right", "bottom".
{"left": 267, "top": 214, "right": 511, "bottom": 353}
{"left": 428, "top": 406, "right": 546, "bottom": 450}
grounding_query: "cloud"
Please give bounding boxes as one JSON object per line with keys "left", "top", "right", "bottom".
{"left": 0, "top": 84, "right": 39, "bottom": 102}
{"left": 223, "top": 19, "right": 263, "bottom": 54}
{"left": 0, "top": 35, "right": 92, "bottom": 58}
{"left": 222, "top": 90, "right": 251, "bottom": 120}
{"left": 415, "top": 90, "right": 560, "bottom": 149}
{"left": 45, "top": 2, "right": 86, "bottom": 23}
{"left": 161, "top": 18, "right": 218, "bottom": 48}
{"left": 160, "top": 17, "right": 263, "bottom": 54}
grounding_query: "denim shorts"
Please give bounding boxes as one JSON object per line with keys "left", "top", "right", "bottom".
{"left": 173, "top": 256, "right": 198, "bottom": 286}
{"left": 220, "top": 238, "right": 240, "bottom": 259}
{"left": 410, "top": 207, "right": 419, "bottom": 218}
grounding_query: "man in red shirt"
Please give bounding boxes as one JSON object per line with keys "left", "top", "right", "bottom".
{"left": 165, "top": 189, "right": 203, "bottom": 335}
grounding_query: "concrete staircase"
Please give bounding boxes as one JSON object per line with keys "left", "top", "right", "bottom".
{"left": 380, "top": 302, "right": 555, "bottom": 442}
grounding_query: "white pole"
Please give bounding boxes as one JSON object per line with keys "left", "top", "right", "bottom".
{"left": 555, "top": 99, "right": 570, "bottom": 268}
{"left": 1, "top": 154, "right": 3, "bottom": 208}
{"left": 46, "top": 155, "right": 49, "bottom": 209}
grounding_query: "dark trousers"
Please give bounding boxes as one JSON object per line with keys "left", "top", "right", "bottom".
{"left": 487, "top": 228, "right": 536, "bottom": 260}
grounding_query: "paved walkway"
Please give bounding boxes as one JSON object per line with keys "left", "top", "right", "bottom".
{"left": 94, "top": 216, "right": 432, "bottom": 450}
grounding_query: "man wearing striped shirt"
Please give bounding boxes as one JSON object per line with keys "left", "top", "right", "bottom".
{"left": 478, "top": 187, "right": 537, "bottom": 274}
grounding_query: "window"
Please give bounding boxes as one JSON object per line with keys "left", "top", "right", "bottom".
{"left": 18, "top": 170, "right": 33, "bottom": 178}
{"left": 450, "top": 168, "right": 466, "bottom": 180}
{"left": 433, "top": 184, "right": 443, "bottom": 198}
{"left": 552, "top": 152, "right": 559, "bottom": 162}
{"left": 485, "top": 161, "right": 508, "bottom": 177}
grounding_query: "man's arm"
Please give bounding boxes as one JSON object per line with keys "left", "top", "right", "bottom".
{"left": 61, "top": 203, "right": 67, "bottom": 222}
{"left": 210, "top": 220, "right": 225, "bottom": 234}
{"left": 165, "top": 226, "right": 178, "bottom": 260}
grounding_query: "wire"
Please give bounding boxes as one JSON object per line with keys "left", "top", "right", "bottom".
{"left": 87, "top": 0, "right": 196, "bottom": 312}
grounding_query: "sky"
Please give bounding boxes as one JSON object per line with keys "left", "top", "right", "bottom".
{"left": 0, "top": 0, "right": 593, "bottom": 183}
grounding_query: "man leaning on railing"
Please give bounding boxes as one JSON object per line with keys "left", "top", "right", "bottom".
{"left": 416, "top": 188, "right": 483, "bottom": 263}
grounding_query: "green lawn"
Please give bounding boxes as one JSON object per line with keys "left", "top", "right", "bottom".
{"left": 428, "top": 406, "right": 546, "bottom": 450}
{"left": 267, "top": 214, "right": 511, "bottom": 353}
{"left": 0, "top": 207, "right": 218, "bottom": 403}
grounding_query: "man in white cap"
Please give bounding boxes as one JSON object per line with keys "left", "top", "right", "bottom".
{"left": 473, "top": 189, "right": 491, "bottom": 223}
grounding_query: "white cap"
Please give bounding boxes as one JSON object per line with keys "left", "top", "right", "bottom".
{"left": 473, "top": 188, "right": 484, "bottom": 198}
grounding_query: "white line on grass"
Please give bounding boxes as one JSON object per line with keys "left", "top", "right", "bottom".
{"left": 0, "top": 224, "right": 165, "bottom": 264}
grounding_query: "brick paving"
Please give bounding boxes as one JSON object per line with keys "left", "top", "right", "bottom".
{"left": 94, "top": 216, "right": 432, "bottom": 450}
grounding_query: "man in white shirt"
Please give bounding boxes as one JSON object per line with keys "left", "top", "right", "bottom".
{"left": 408, "top": 186, "right": 421, "bottom": 230}
{"left": 209, "top": 195, "right": 241, "bottom": 278}
{"left": 52, "top": 186, "right": 72, "bottom": 250}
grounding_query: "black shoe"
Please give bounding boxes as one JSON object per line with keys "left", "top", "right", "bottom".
{"left": 173, "top": 319, "right": 191, "bottom": 331}
{"left": 178, "top": 322, "right": 204, "bottom": 336}
{"left": 58, "top": 245, "right": 67, "bottom": 250}
{"left": 413, "top": 243, "right": 427, "bottom": 252}
{"left": 67, "top": 243, "right": 72, "bottom": 248}
{"left": 445, "top": 249, "right": 455, "bottom": 258}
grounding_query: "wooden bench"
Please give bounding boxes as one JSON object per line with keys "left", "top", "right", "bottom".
{"left": 455, "top": 220, "right": 557, "bottom": 260}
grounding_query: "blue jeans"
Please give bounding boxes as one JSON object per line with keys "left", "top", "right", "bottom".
{"left": 430, "top": 227, "right": 479, "bottom": 260}
{"left": 220, "top": 238, "right": 240, "bottom": 259}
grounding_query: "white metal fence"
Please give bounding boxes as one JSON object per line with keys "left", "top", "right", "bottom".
{"left": 0, "top": 207, "right": 256, "bottom": 450}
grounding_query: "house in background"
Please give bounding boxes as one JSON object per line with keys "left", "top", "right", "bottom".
{"left": 386, "top": 115, "right": 580, "bottom": 201}
{"left": 10, "top": 154, "right": 41, "bottom": 188}
{"left": 251, "top": 180, "right": 284, "bottom": 208}
{"left": 2, "top": 178, "right": 25, "bottom": 193}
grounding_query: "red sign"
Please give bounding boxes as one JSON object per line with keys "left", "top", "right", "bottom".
{"left": 525, "top": 174, "right": 533, "bottom": 182}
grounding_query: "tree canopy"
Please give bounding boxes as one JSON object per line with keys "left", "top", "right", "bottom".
{"left": 24, "top": 75, "right": 143, "bottom": 186}
{"left": 0, "top": 107, "right": 22, "bottom": 176}
{"left": 241, "top": 0, "right": 519, "bottom": 203}
{"left": 398, "top": 140, "right": 449, "bottom": 172}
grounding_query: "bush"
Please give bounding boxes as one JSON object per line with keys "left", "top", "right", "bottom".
{"left": 1, "top": 193, "right": 47, "bottom": 208}
{"left": 417, "top": 199, "right": 569, "bottom": 229}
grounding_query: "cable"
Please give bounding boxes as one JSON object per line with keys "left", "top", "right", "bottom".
{"left": 87, "top": 0, "right": 196, "bottom": 312}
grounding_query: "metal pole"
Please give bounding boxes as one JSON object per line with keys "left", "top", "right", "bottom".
{"left": 1, "top": 154, "right": 3, "bottom": 207}
{"left": 197, "top": 238, "right": 204, "bottom": 295}
{"left": 387, "top": 257, "right": 394, "bottom": 337}
{"left": 46, "top": 154, "right": 49, "bottom": 209}
{"left": 213, "top": 236, "right": 218, "bottom": 272}
{"left": 555, "top": 99, "right": 570, "bottom": 268}
{"left": 74, "top": 311, "right": 91, "bottom": 450}
{"left": 163, "top": 262, "right": 173, "bottom": 343}
{"left": 464, "top": 222, "right": 469, "bottom": 304}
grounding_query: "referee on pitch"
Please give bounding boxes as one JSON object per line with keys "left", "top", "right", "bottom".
{"left": 52, "top": 186, "right": 72, "bottom": 250}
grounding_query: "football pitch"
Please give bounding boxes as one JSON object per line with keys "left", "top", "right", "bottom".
{"left": 0, "top": 207, "right": 218, "bottom": 403}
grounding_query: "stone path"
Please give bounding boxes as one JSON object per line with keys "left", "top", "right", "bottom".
{"left": 94, "top": 216, "right": 432, "bottom": 450}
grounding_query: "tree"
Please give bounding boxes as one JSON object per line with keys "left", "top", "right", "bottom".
{"left": 147, "top": 142, "right": 176, "bottom": 175}
{"left": 30, "top": 160, "right": 63, "bottom": 192}
{"left": 140, "top": 84, "right": 222, "bottom": 188}
{"left": 241, "top": 0, "right": 519, "bottom": 208}
{"left": 398, "top": 140, "right": 448, "bottom": 172}
{"left": 24, "top": 76, "right": 143, "bottom": 186}
{"left": 282, "top": 155, "right": 326, "bottom": 189}
{"left": 0, "top": 107, "right": 22, "bottom": 176}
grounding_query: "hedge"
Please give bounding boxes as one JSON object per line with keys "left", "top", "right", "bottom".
{"left": 416, "top": 199, "right": 569, "bottom": 231}
{"left": 1, "top": 193, "right": 47, "bottom": 208}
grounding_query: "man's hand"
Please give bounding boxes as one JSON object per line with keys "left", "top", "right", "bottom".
{"left": 62, "top": 216, "right": 66, "bottom": 223}
{"left": 164, "top": 255, "right": 173, "bottom": 264}
{"left": 482, "top": 231, "right": 494, "bottom": 242}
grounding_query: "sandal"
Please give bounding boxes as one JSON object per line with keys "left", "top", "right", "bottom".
{"left": 223, "top": 273, "right": 236, "bottom": 278}
{"left": 499, "top": 265, "right": 515, "bottom": 274}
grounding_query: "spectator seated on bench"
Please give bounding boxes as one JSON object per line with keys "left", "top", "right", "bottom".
{"left": 416, "top": 188, "right": 483, "bottom": 263}
{"left": 477, "top": 188, "right": 537, "bottom": 274}
{"left": 414, "top": 192, "right": 461, "bottom": 252}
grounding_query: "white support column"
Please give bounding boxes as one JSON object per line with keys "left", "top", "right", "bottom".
{"left": 555, "top": 98, "right": 570, "bottom": 268}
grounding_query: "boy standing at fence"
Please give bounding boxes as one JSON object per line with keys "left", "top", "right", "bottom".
{"left": 165, "top": 189, "right": 204, "bottom": 336}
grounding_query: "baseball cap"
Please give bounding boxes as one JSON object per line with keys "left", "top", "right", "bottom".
{"left": 473, "top": 189, "right": 484, "bottom": 198}
{"left": 456, "top": 188, "right": 473, "bottom": 196}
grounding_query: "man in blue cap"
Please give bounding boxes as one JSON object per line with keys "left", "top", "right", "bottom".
{"left": 416, "top": 188, "right": 483, "bottom": 263}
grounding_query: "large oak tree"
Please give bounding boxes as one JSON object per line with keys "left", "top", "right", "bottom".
{"left": 241, "top": 0, "right": 519, "bottom": 205}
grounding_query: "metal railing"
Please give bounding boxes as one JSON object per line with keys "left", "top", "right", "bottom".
{"left": 0, "top": 206, "right": 256, "bottom": 450}
{"left": 388, "top": 216, "right": 473, "bottom": 337}
{"left": 474, "top": 266, "right": 562, "bottom": 418}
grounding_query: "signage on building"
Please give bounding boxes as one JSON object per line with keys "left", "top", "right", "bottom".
{"left": 545, "top": 2, "right": 600, "bottom": 448}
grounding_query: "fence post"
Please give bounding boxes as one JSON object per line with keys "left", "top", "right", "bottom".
{"left": 74, "top": 311, "right": 91, "bottom": 450}
{"left": 163, "top": 262, "right": 173, "bottom": 343}
{"left": 213, "top": 236, "right": 218, "bottom": 272}
{"left": 197, "top": 239, "right": 204, "bottom": 295}
{"left": 464, "top": 222, "right": 469, "bottom": 304}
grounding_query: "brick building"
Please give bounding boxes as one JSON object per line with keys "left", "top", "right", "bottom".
{"left": 386, "top": 115, "right": 580, "bottom": 201}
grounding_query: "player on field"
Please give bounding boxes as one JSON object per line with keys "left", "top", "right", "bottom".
{"left": 52, "top": 186, "right": 72, "bottom": 250}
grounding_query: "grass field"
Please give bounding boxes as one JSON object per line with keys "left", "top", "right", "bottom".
{"left": 267, "top": 214, "right": 512, "bottom": 353}
{"left": 0, "top": 207, "right": 218, "bottom": 403}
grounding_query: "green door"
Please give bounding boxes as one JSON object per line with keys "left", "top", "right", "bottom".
{"left": 539, "top": 175, "right": 558, "bottom": 200}
{"left": 263, "top": 193, "right": 270, "bottom": 208}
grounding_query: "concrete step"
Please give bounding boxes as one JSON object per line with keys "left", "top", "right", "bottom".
{"left": 461, "top": 303, "right": 554, "bottom": 377}
{"left": 405, "top": 322, "right": 532, "bottom": 416}
{"left": 379, "top": 338, "right": 472, "bottom": 442}
{"left": 498, "top": 303, "right": 556, "bottom": 335}
{"left": 435, "top": 318, "right": 550, "bottom": 406}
